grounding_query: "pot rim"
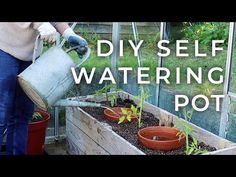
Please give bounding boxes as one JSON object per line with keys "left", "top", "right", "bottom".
{"left": 138, "top": 126, "right": 186, "bottom": 143}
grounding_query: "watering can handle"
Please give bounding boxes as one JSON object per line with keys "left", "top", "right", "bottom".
{"left": 66, "top": 46, "right": 91, "bottom": 68}
{"left": 32, "top": 34, "right": 91, "bottom": 67}
{"left": 33, "top": 22, "right": 78, "bottom": 63}
{"left": 32, "top": 35, "right": 44, "bottom": 63}
{"left": 32, "top": 33, "right": 61, "bottom": 63}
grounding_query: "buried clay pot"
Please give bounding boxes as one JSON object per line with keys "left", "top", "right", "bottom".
{"left": 138, "top": 126, "right": 186, "bottom": 151}
{"left": 104, "top": 107, "right": 137, "bottom": 123}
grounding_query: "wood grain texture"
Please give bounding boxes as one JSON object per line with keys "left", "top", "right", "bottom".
{"left": 66, "top": 107, "right": 144, "bottom": 155}
{"left": 67, "top": 120, "right": 109, "bottom": 155}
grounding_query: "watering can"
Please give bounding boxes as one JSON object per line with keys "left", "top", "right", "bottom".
{"left": 17, "top": 35, "right": 100, "bottom": 111}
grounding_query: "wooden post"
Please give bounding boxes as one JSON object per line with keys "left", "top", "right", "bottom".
{"left": 219, "top": 22, "right": 235, "bottom": 138}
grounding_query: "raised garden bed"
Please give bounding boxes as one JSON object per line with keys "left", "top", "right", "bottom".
{"left": 66, "top": 91, "right": 236, "bottom": 155}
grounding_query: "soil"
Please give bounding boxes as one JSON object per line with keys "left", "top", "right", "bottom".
{"left": 81, "top": 98, "right": 216, "bottom": 155}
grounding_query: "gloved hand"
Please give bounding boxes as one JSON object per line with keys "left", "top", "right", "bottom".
{"left": 63, "top": 28, "right": 88, "bottom": 58}
{"left": 37, "top": 22, "right": 57, "bottom": 43}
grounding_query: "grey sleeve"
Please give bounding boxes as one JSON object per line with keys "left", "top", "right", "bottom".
{"left": 50, "top": 22, "right": 57, "bottom": 27}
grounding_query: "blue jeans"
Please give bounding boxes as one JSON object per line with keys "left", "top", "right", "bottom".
{"left": 0, "top": 49, "right": 34, "bottom": 155}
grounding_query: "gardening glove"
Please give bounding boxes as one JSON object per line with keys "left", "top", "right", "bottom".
{"left": 37, "top": 22, "right": 57, "bottom": 43}
{"left": 63, "top": 28, "right": 88, "bottom": 58}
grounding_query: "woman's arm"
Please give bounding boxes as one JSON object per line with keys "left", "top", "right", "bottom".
{"left": 53, "top": 22, "right": 70, "bottom": 34}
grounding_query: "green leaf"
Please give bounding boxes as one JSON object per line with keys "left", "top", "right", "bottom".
{"left": 186, "top": 147, "right": 194, "bottom": 155}
{"left": 127, "top": 115, "right": 131, "bottom": 122}
{"left": 193, "top": 137, "right": 198, "bottom": 146}
{"left": 131, "top": 105, "right": 137, "bottom": 113}
{"left": 121, "top": 108, "right": 128, "bottom": 114}
{"left": 32, "top": 112, "right": 44, "bottom": 122}
{"left": 118, "top": 116, "right": 126, "bottom": 124}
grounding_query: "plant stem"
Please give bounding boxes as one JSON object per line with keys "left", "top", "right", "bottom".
{"left": 138, "top": 86, "right": 145, "bottom": 128}
{"left": 106, "top": 92, "right": 108, "bottom": 104}
{"left": 186, "top": 133, "right": 189, "bottom": 152}
{"left": 138, "top": 112, "right": 142, "bottom": 128}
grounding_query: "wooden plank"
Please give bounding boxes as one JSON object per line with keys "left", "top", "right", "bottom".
{"left": 66, "top": 107, "right": 145, "bottom": 155}
{"left": 67, "top": 137, "right": 83, "bottom": 155}
{"left": 66, "top": 120, "right": 109, "bottom": 155}
{"left": 45, "top": 139, "right": 68, "bottom": 155}
{"left": 206, "top": 146, "right": 236, "bottom": 155}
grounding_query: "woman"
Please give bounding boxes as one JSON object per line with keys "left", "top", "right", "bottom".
{"left": 0, "top": 22, "right": 88, "bottom": 155}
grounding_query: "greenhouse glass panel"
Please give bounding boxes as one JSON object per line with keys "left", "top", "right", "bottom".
{"left": 118, "top": 22, "right": 161, "bottom": 105}
{"left": 74, "top": 22, "right": 113, "bottom": 96}
{"left": 159, "top": 22, "right": 229, "bottom": 135}
{"left": 226, "top": 24, "right": 236, "bottom": 142}
{"left": 227, "top": 99, "right": 236, "bottom": 142}
{"left": 229, "top": 26, "right": 236, "bottom": 93}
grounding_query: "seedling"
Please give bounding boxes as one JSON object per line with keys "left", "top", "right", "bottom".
{"left": 119, "top": 86, "right": 150, "bottom": 128}
{"left": 186, "top": 137, "right": 209, "bottom": 155}
{"left": 95, "top": 83, "right": 120, "bottom": 107}
{"left": 31, "top": 112, "right": 44, "bottom": 122}
{"left": 175, "top": 108, "right": 195, "bottom": 152}
{"left": 118, "top": 106, "right": 134, "bottom": 124}
{"left": 175, "top": 108, "right": 208, "bottom": 155}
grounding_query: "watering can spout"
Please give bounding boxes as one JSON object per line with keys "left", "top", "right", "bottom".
{"left": 53, "top": 98, "right": 101, "bottom": 107}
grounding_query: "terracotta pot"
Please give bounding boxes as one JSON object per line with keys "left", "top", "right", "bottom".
{"left": 104, "top": 107, "right": 137, "bottom": 123}
{"left": 138, "top": 126, "right": 186, "bottom": 151}
{"left": 27, "top": 110, "right": 50, "bottom": 155}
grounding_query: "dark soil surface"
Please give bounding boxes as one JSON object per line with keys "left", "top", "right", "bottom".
{"left": 81, "top": 98, "right": 216, "bottom": 155}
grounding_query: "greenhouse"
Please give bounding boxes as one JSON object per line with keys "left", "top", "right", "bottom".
{"left": 1, "top": 22, "right": 236, "bottom": 155}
